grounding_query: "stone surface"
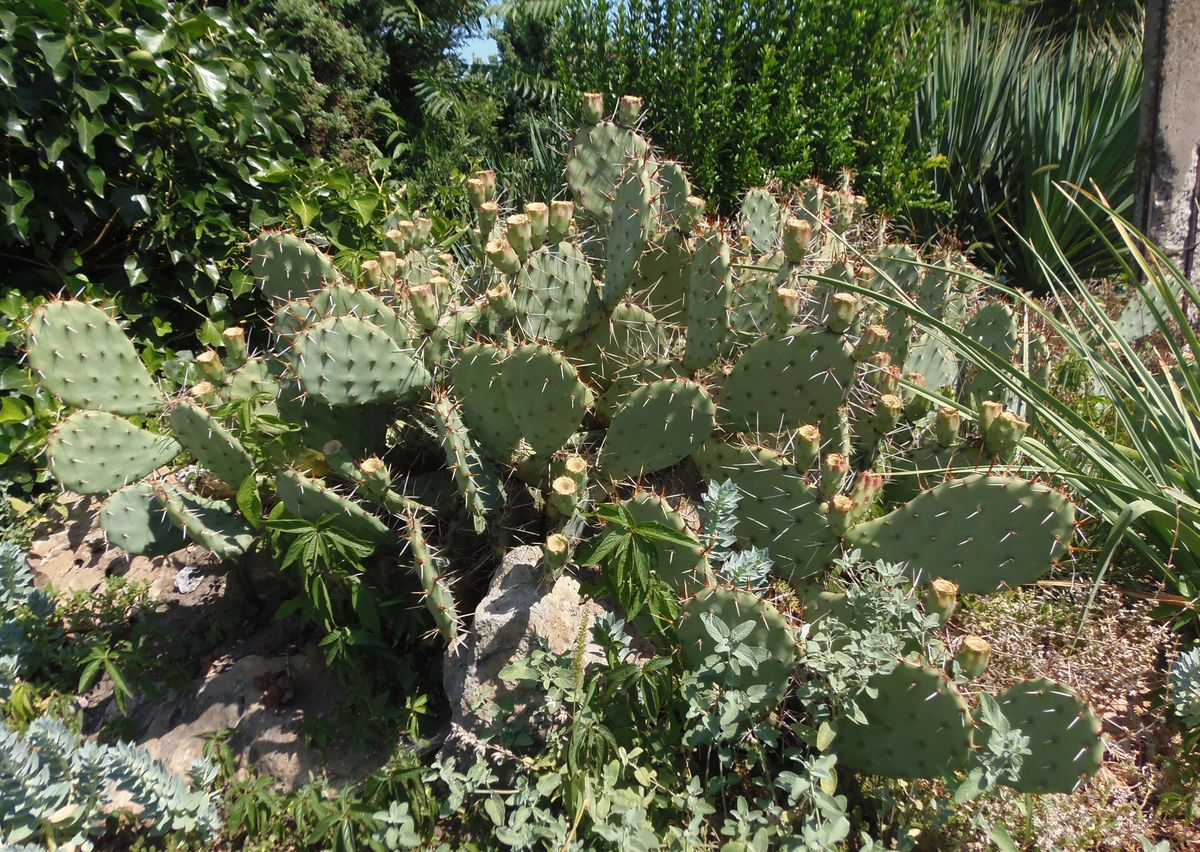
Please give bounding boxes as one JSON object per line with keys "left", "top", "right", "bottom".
{"left": 442, "top": 545, "right": 623, "bottom": 757}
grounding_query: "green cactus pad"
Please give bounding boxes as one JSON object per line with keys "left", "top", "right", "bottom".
{"left": 720, "top": 328, "right": 855, "bottom": 433}
{"left": 430, "top": 395, "right": 505, "bottom": 533}
{"left": 624, "top": 494, "right": 709, "bottom": 594}
{"left": 566, "top": 120, "right": 652, "bottom": 222}
{"left": 169, "top": 402, "right": 254, "bottom": 488}
{"left": 47, "top": 411, "right": 180, "bottom": 494}
{"left": 451, "top": 343, "right": 524, "bottom": 460}
{"left": 657, "top": 161, "right": 692, "bottom": 226}
{"left": 836, "top": 661, "right": 973, "bottom": 779}
{"left": 603, "top": 161, "right": 658, "bottom": 309}
{"left": 270, "top": 298, "right": 315, "bottom": 355}
{"left": 403, "top": 512, "right": 459, "bottom": 644}
{"left": 100, "top": 483, "right": 186, "bottom": 557}
{"left": 729, "top": 261, "right": 785, "bottom": 335}
{"left": 683, "top": 232, "right": 731, "bottom": 370}
{"left": 692, "top": 442, "right": 838, "bottom": 579}
{"left": 596, "top": 358, "right": 687, "bottom": 422}
{"left": 514, "top": 242, "right": 604, "bottom": 344}
{"left": 844, "top": 475, "right": 1075, "bottom": 594}
{"left": 293, "top": 316, "right": 430, "bottom": 406}
{"left": 677, "top": 586, "right": 797, "bottom": 712}
{"left": 568, "top": 303, "right": 668, "bottom": 387}
{"left": 426, "top": 305, "right": 495, "bottom": 369}
{"left": 916, "top": 257, "right": 954, "bottom": 318}
{"left": 158, "top": 487, "right": 254, "bottom": 559}
{"left": 907, "top": 333, "right": 958, "bottom": 391}
{"left": 28, "top": 301, "right": 163, "bottom": 415}
{"left": 740, "top": 188, "right": 781, "bottom": 255}
{"left": 310, "top": 284, "right": 412, "bottom": 346}
{"left": 276, "top": 469, "right": 391, "bottom": 544}
{"left": 960, "top": 301, "right": 1018, "bottom": 403}
{"left": 223, "top": 358, "right": 282, "bottom": 403}
{"left": 635, "top": 230, "right": 690, "bottom": 323}
{"left": 500, "top": 344, "right": 590, "bottom": 455}
{"left": 987, "top": 678, "right": 1104, "bottom": 794}
{"left": 251, "top": 232, "right": 341, "bottom": 301}
{"left": 870, "top": 244, "right": 921, "bottom": 294}
{"left": 601, "top": 379, "right": 716, "bottom": 478}
{"left": 275, "top": 385, "right": 388, "bottom": 456}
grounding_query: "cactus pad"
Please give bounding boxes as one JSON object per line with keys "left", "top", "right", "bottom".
{"left": 169, "top": 402, "right": 254, "bottom": 487}
{"left": 514, "top": 242, "right": 604, "bottom": 343}
{"left": 601, "top": 378, "right": 716, "bottom": 478}
{"left": 635, "top": 230, "right": 690, "bottom": 323}
{"left": 500, "top": 344, "right": 590, "bottom": 455}
{"left": 657, "top": 161, "right": 692, "bottom": 226}
{"left": 960, "top": 301, "right": 1017, "bottom": 403}
{"left": 309, "top": 284, "right": 412, "bottom": 346}
{"left": 596, "top": 357, "right": 687, "bottom": 422}
{"left": 844, "top": 475, "right": 1075, "bottom": 593}
{"left": 293, "top": 316, "right": 430, "bottom": 406}
{"left": 624, "top": 494, "right": 708, "bottom": 594}
{"left": 683, "top": 232, "right": 731, "bottom": 370}
{"left": 451, "top": 343, "right": 524, "bottom": 460}
{"left": 568, "top": 303, "right": 668, "bottom": 387}
{"left": 677, "top": 586, "right": 796, "bottom": 712}
{"left": 251, "top": 232, "right": 340, "bottom": 301}
{"left": 47, "top": 411, "right": 179, "bottom": 494}
{"left": 603, "top": 161, "right": 658, "bottom": 308}
{"left": 430, "top": 395, "right": 505, "bottom": 533}
{"left": 276, "top": 469, "right": 392, "bottom": 544}
{"left": 739, "top": 188, "right": 781, "bottom": 255}
{"left": 721, "top": 329, "right": 854, "bottom": 433}
{"left": 566, "top": 120, "right": 652, "bottom": 222}
{"left": 836, "top": 661, "right": 973, "bottom": 779}
{"left": 100, "top": 483, "right": 186, "bottom": 556}
{"left": 28, "top": 301, "right": 162, "bottom": 414}
{"left": 988, "top": 678, "right": 1104, "bottom": 794}
{"left": 158, "top": 487, "right": 254, "bottom": 559}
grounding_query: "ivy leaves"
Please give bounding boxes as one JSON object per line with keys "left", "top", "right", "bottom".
{"left": 577, "top": 501, "right": 693, "bottom": 633}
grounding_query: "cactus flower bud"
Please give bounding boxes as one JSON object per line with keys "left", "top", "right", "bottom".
{"left": 384, "top": 228, "right": 406, "bottom": 254}
{"left": 925, "top": 578, "right": 958, "bottom": 623}
{"left": 549, "top": 476, "right": 579, "bottom": 516}
{"left": 506, "top": 214, "right": 532, "bottom": 260}
{"left": 580, "top": 92, "right": 605, "bottom": 125}
{"left": 477, "top": 201, "right": 500, "bottom": 236}
{"left": 902, "top": 372, "right": 931, "bottom": 421}
{"left": 978, "top": 399, "right": 1004, "bottom": 435}
{"left": 485, "top": 238, "right": 522, "bottom": 276}
{"left": 794, "top": 424, "right": 821, "bottom": 470}
{"left": 524, "top": 202, "right": 549, "bottom": 247}
{"left": 849, "top": 471, "right": 884, "bottom": 519}
{"left": 552, "top": 454, "right": 589, "bottom": 489}
{"left": 548, "top": 200, "right": 574, "bottom": 243}
{"left": 875, "top": 364, "right": 902, "bottom": 396}
{"left": 544, "top": 532, "right": 571, "bottom": 571}
{"left": 358, "top": 456, "right": 392, "bottom": 500}
{"left": 195, "top": 350, "right": 225, "bottom": 384}
{"left": 826, "top": 293, "right": 860, "bottom": 334}
{"left": 820, "top": 452, "right": 849, "bottom": 498}
{"left": 396, "top": 220, "right": 416, "bottom": 250}
{"left": 773, "top": 287, "right": 800, "bottom": 330}
{"left": 874, "top": 394, "right": 903, "bottom": 433}
{"left": 466, "top": 178, "right": 487, "bottom": 209}
{"left": 221, "top": 326, "right": 247, "bottom": 370}
{"left": 986, "top": 411, "right": 1028, "bottom": 458}
{"left": 854, "top": 323, "right": 890, "bottom": 361}
{"left": 782, "top": 217, "right": 813, "bottom": 263}
{"left": 956, "top": 636, "right": 991, "bottom": 679}
{"left": 190, "top": 381, "right": 216, "bottom": 401}
{"left": 935, "top": 407, "right": 961, "bottom": 447}
{"left": 826, "top": 494, "right": 855, "bottom": 536}
{"left": 474, "top": 170, "right": 497, "bottom": 202}
{"left": 408, "top": 284, "right": 439, "bottom": 331}
{"left": 412, "top": 217, "right": 433, "bottom": 249}
{"left": 377, "top": 250, "right": 398, "bottom": 277}
{"left": 485, "top": 281, "right": 516, "bottom": 317}
{"left": 616, "top": 95, "right": 643, "bottom": 128}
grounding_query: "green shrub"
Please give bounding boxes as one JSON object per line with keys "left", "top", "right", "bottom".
{"left": 542, "top": 0, "right": 947, "bottom": 214}
{"left": 906, "top": 15, "right": 1141, "bottom": 290}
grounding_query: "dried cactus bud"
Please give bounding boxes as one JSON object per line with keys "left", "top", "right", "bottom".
{"left": 876, "top": 365, "right": 902, "bottom": 396}
{"left": 552, "top": 454, "right": 589, "bottom": 489}
{"left": 544, "top": 532, "right": 571, "bottom": 571}
{"left": 774, "top": 287, "right": 800, "bottom": 329}
{"left": 935, "top": 407, "right": 961, "bottom": 446}
{"left": 466, "top": 178, "right": 487, "bottom": 209}
{"left": 358, "top": 456, "right": 392, "bottom": 500}
{"left": 978, "top": 399, "right": 1005, "bottom": 435}
{"left": 412, "top": 217, "right": 433, "bottom": 249}
{"left": 377, "top": 250, "right": 398, "bottom": 277}
{"left": 221, "top": 326, "right": 247, "bottom": 369}
{"left": 548, "top": 200, "right": 574, "bottom": 243}
{"left": 549, "top": 475, "right": 579, "bottom": 516}
{"left": 474, "top": 170, "right": 497, "bottom": 202}
{"left": 438, "top": 252, "right": 456, "bottom": 270}
{"left": 506, "top": 214, "right": 532, "bottom": 260}
{"left": 477, "top": 201, "right": 500, "bottom": 236}
{"left": 855, "top": 323, "right": 891, "bottom": 361}
{"left": 826, "top": 293, "right": 860, "bottom": 334}
{"left": 677, "top": 195, "right": 705, "bottom": 233}
{"left": 826, "top": 494, "right": 855, "bottom": 536}
{"left": 854, "top": 263, "right": 877, "bottom": 290}
{"left": 397, "top": 220, "right": 416, "bottom": 248}
{"left": 384, "top": 228, "right": 407, "bottom": 254}
{"left": 485, "top": 281, "right": 516, "bottom": 317}
{"left": 956, "top": 636, "right": 991, "bottom": 679}
{"left": 485, "top": 237, "right": 522, "bottom": 276}
{"left": 794, "top": 424, "right": 821, "bottom": 470}
{"left": 986, "top": 411, "right": 1028, "bottom": 457}
{"left": 190, "top": 381, "right": 216, "bottom": 401}
{"left": 902, "top": 372, "right": 932, "bottom": 420}
{"left": 782, "top": 217, "right": 813, "bottom": 263}
{"left": 820, "top": 452, "right": 849, "bottom": 498}
{"left": 616, "top": 95, "right": 643, "bottom": 128}
{"left": 408, "top": 284, "right": 439, "bottom": 330}
{"left": 524, "top": 202, "right": 549, "bottom": 248}
{"left": 874, "top": 394, "right": 903, "bottom": 433}
{"left": 849, "top": 471, "right": 884, "bottom": 517}
{"left": 925, "top": 578, "right": 959, "bottom": 623}
{"left": 195, "top": 350, "right": 225, "bottom": 384}
{"left": 580, "top": 91, "right": 604, "bottom": 125}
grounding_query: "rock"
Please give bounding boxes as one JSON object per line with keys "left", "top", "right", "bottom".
{"left": 138, "top": 654, "right": 379, "bottom": 792}
{"left": 442, "top": 545, "right": 630, "bottom": 759}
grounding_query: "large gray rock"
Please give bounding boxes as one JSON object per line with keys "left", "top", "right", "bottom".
{"left": 442, "top": 545, "right": 625, "bottom": 758}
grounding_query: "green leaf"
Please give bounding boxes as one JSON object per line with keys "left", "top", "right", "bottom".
{"left": 36, "top": 33, "right": 66, "bottom": 71}
{"left": 816, "top": 721, "right": 836, "bottom": 752}
{"left": 577, "top": 529, "right": 625, "bottom": 567}
{"left": 289, "top": 196, "right": 318, "bottom": 228}
{"left": 236, "top": 475, "right": 263, "bottom": 528}
{"left": 633, "top": 521, "right": 697, "bottom": 547}
{"left": 0, "top": 396, "right": 30, "bottom": 424}
{"left": 192, "top": 58, "right": 229, "bottom": 105}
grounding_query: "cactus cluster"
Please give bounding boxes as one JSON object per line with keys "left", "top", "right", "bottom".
{"left": 26, "top": 94, "right": 1103, "bottom": 790}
